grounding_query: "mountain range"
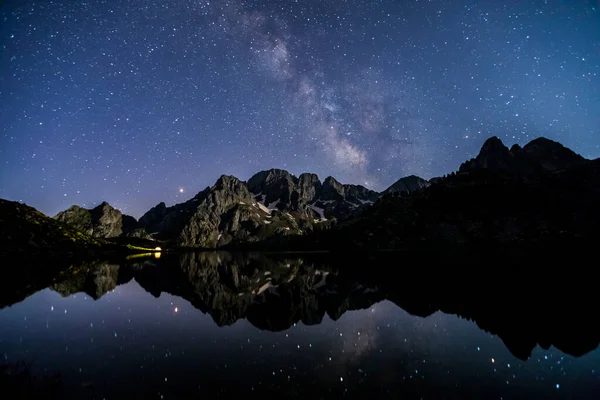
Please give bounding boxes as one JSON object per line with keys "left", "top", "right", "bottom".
{"left": 1, "top": 135, "right": 598, "bottom": 255}
{"left": 53, "top": 166, "right": 429, "bottom": 248}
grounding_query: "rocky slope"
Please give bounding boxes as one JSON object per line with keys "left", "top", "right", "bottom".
{"left": 54, "top": 201, "right": 137, "bottom": 238}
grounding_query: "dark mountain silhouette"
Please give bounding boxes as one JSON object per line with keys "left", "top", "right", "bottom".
{"left": 0, "top": 199, "right": 108, "bottom": 258}
{"left": 382, "top": 175, "right": 430, "bottom": 196}
{"left": 246, "top": 136, "right": 599, "bottom": 251}
{"left": 459, "top": 136, "right": 586, "bottom": 175}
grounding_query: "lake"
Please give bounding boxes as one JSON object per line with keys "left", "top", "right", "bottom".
{"left": 1, "top": 252, "right": 599, "bottom": 398}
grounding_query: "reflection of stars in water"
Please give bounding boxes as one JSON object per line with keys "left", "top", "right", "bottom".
{"left": 1, "top": 282, "right": 596, "bottom": 397}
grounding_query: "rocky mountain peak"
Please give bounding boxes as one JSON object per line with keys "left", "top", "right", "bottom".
{"left": 481, "top": 136, "right": 507, "bottom": 151}
{"left": 247, "top": 169, "right": 296, "bottom": 210}
{"left": 55, "top": 205, "right": 94, "bottom": 235}
{"left": 246, "top": 169, "right": 380, "bottom": 221}
{"left": 459, "top": 136, "right": 514, "bottom": 173}
{"left": 138, "top": 202, "right": 169, "bottom": 234}
{"left": 343, "top": 184, "right": 379, "bottom": 204}
{"left": 299, "top": 172, "right": 319, "bottom": 180}
{"left": 97, "top": 201, "right": 112, "bottom": 209}
{"left": 64, "top": 205, "right": 86, "bottom": 213}
{"left": 214, "top": 175, "right": 245, "bottom": 191}
{"left": 323, "top": 175, "right": 342, "bottom": 186}
{"left": 383, "top": 175, "right": 430, "bottom": 196}
{"left": 521, "top": 137, "right": 585, "bottom": 171}
{"left": 297, "top": 173, "right": 321, "bottom": 204}
{"left": 459, "top": 136, "right": 587, "bottom": 175}
{"left": 265, "top": 168, "right": 294, "bottom": 182}
{"left": 55, "top": 201, "right": 136, "bottom": 238}
{"left": 510, "top": 144, "right": 522, "bottom": 153}
{"left": 207, "top": 175, "right": 254, "bottom": 210}
{"left": 320, "top": 176, "right": 345, "bottom": 201}
{"left": 248, "top": 169, "right": 294, "bottom": 188}
{"left": 177, "top": 175, "right": 256, "bottom": 248}
{"left": 89, "top": 202, "right": 123, "bottom": 238}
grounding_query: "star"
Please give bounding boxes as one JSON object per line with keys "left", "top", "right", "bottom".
{"left": 0, "top": 0, "right": 597, "bottom": 218}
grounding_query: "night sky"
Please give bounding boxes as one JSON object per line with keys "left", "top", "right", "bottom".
{"left": 1, "top": 1, "right": 599, "bottom": 218}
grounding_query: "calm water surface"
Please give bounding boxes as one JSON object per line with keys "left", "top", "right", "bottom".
{"left": 0, "top": 252, "right": 598, "bottom": 399}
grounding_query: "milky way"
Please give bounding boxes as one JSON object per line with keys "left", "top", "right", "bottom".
{"left": 1, "top": 1, "right": 598, "bottom": 217}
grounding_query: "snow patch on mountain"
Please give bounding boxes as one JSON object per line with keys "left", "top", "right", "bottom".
{"left": 309, "top": 204, "right": 327, "bottom": 221}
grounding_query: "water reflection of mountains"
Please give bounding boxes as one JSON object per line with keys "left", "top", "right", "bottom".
{"left": 13, "top": 252, "right": 600, "bottom": 361}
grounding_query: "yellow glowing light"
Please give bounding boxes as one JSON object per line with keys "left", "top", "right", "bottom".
{"left": 155, "top": 247, "right": 162, "bottom": 251}
{"left": 491, "top": 358, "right": 495, "bottom": 363}
{"left": 126, "top": 253, "right": 153, "bottom": 260}
{"left": 154, "top": 252, "right": 161, "bottom": 259}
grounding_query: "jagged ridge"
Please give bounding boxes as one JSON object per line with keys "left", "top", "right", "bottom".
{"left": 136, "top": 169, "right": 411, "bottom": 248}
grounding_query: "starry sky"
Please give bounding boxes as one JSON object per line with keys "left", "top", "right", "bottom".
{"left": 1, "top": 0, "right": 599, "bottom": 218}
